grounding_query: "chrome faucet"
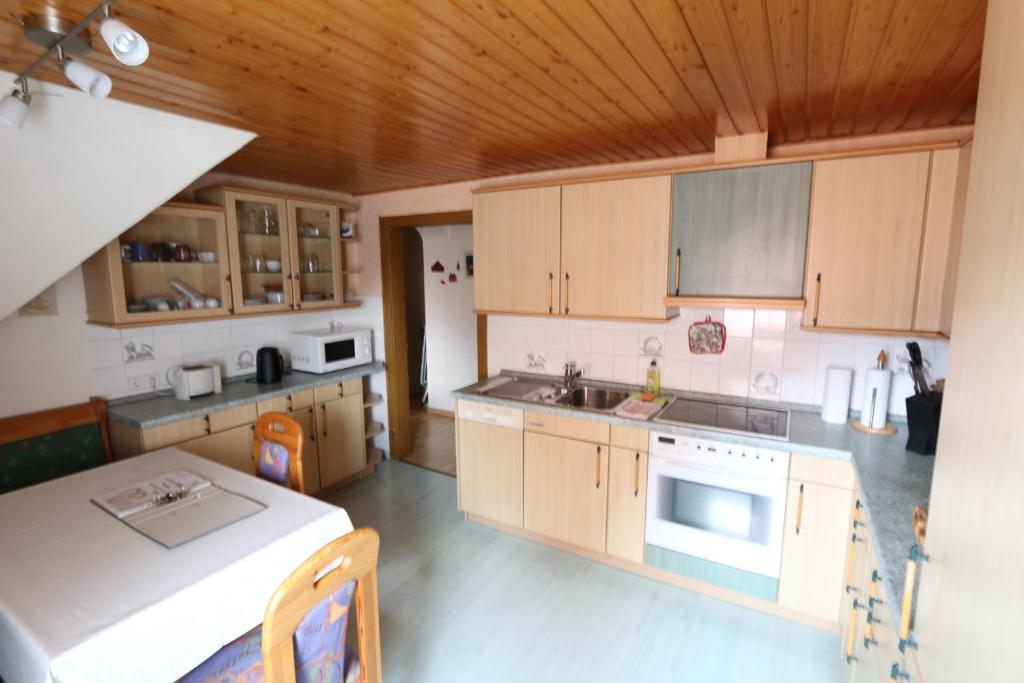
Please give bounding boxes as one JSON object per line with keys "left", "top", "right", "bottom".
{"left": 564, "top": 360, "right": 582, "bottom": 389}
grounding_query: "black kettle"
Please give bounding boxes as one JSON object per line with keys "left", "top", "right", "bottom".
{"left": 256, "top": 347, "right": 284, "bottom": 384}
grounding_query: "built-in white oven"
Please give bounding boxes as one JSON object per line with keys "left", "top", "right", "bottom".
{"left": 645, "top": 432, "right": 790, "bottom": 581}
{"left": 288, "top": 327, "right": 373, "bottom": 373}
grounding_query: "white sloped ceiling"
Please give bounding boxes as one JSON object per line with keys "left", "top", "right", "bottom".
{"left": 0, "top": 69, "right": 255, "bottom": 320}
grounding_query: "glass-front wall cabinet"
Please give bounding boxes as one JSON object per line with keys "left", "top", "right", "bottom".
{"left": 287, "top": 200, "right": 343, "bottom": 309}
{"left": 82, "top": 204, "right": 232, "bottom": 324}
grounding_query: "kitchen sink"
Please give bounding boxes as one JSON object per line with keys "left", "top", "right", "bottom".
{"left": 482, "top": 378, "right": 561, "bottom": 402}
{"left": 555, "top": 386, "right": 630, "bottom": 412}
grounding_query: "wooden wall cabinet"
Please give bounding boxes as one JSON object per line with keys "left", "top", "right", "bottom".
{"left": 472, "top": 186, "right": 562, "bottom": 315}
{"left": 777, "top": 478, "right": 854, "bottom": 622}
{"left": 523, "top": 431, "right": 609, "bottom": 553}
{"left": 804, "top": 148, "right": 970, "bottom": 336}
{"left": 668, "top": 162, "right": 811, "bottom": 304}
{"left": 82, "top": 203, "right": 233, "bottom": 325}
{"left": 605, "top": 446, "right": 648, "bottom": 564}
{"left": 560, "top": 176, "right": 671, "bottom": 320}
{"left": 286, "top": 199, "right": 345, "bottom": 311}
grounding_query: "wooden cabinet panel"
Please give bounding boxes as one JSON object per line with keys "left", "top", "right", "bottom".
{"left": 207, "top": 404, "right": 257, "bottom": 433}
{"left": 609, "top": 424, "right": 650, "bottom": 451}
{"left": 804, "top": 152, "right": 931, "bottom": 331}
{"left": 313, "top": 378, "right": 362, "bottom": 404}
{"left": 789, "top": 452, "right": 855, "bottom": 490}
{"left": 140, "top": 416, "right": 209, "bottom": 452}
{"left": 457, "top": 419, "right": 524, "bottom": 527}
{"left": 777, "top": 479, "right": 854, "bottom": 622}
{"left": 290, "top": 406, "right": 320, "bottom": 493}
{"left": 179, "top": 423, "right": 254, "bottom": 473}
{"left": 258, "top": 389, "right": 317, "bottom": 415}
{"left": 472, "top": 187, "right": 562, "bottom": 315}
{"left": 523, "top": 432, "right": 609, "bottom": 553}
{"left": 669, "top": 162, "right": 811, "bottom": 299}
{"left": 316, "top": 394, "right": 366, "bottom": 488}
{"left": 523, "top": 410, "right": 609, "bottom": 444}
{"left": 560, "top": 176, "right": 671, "bottom": 319}
{"left": 605, "top": 447, "right": 647, "bottom": 563}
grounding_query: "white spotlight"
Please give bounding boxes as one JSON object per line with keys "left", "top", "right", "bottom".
{"left": 62, "top": 58, "right": 112, "bottom": 99}
{"left": 0, "top": 89, "right": 31, "bottom": 128}
{"left": 99, "top": 18, "right": 149, "bottom": 66}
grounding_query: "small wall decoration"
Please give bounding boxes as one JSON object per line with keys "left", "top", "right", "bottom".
{"left": 448, "top": 273, "right": 458, "bottom": 283}
{"left": 430, "top": 260, "right": 445, "bottom": 273}
{"left": 440, "top": 279, "right": 447, "bottom": 285}
{"left": 688, "top": 316, "right": 727, "bottom": 354}
{"left": 465, "top": 253, "right": 474, "bottom": 277}
{"left": 17, "top": 285, "right": 58, "bottom": 316}
{"left": 340, "top": 221, "right": 356, "bottom": 239}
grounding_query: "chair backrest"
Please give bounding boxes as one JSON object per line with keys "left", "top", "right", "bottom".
{"left": 262, "top": 527, "right": 382, "bottom": 683}
{"left": 253, "top": 412, "right": 305, "bottom": 493}
{"left": 0, "top": 397, "right": 111, "bottom": 494}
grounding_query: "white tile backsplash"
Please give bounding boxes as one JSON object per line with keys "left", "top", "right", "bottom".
{"left": 486, "top": 307, "right": 948, "bottom": 414}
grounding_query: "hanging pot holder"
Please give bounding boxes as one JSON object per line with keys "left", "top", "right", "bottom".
{"left": 688, "top": 316, "right": 727, "bottom": 354}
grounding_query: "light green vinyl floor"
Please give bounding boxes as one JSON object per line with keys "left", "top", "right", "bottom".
{"left": 325, "top": 461, "right": 841, "bottom": 683}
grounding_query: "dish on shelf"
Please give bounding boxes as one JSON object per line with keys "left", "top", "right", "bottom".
{"left": 265, "top": 291, "right": 285, "bottom": 304}
{"left": 298, "top": 224, "right": 320, "bottom": 238}
{"left": 127, "top": 302, "right": 148, "bottom": 313}
{"left": 197, "top": 251, "right": 216, "bottom": 263}
{"left": 243, "top": 297, "right": 264, "bottom": 306}
{"left": 302, "top": 293, "right": 325, "bottom": 302}
{"left": 266, "top": 259, "right": 282, "bottom": 272}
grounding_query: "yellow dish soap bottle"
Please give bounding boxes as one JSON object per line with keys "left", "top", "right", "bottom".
{"left": 644, "top": 359, "right": 661, "bottom": 400}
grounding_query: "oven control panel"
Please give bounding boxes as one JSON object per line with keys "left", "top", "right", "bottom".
{"left": 648, "top": 432, "right": 790, "bottom": 480}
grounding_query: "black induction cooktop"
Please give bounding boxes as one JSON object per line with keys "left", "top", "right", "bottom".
{"left": 655, "top": 397, "right": 790, "bottom": 440}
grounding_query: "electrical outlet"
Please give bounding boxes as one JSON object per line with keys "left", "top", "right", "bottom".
{"left": 129, "top": 374, "right": 157, "bottom": 392}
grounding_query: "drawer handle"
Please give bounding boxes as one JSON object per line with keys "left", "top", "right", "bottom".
{"left": 863, "top": 633, "right": 878, "bottom": 649}
{"left": 203, "top": 415, "right": 211, "bottom": 434}
{"left": 869, "top": 596, "right": 885, "bottom": 609}
{"left": 674, "top": 248, "right": 681, "bottom": 296}
{"left": 812, "top": 273, "right": 822, "bottom": 327}
{"left": 527, "top": 421, "right": 544, "bottom": 428}
{"left": 321, "top": 404, "right": 328, "bottom": 437}
{"left": 548, "top": 272, "right": 554, "bottom": 315}
{"left": 633, "top": 452, "right": 640, "bottom": 497}
{"left": 867, "top": 611, "right": 882, "bottom": 625}
{"left": 890, "top": 663, "right": 910, "bottom": 681}
{"left": 899, "top": 543, "right": 930, "bottom": 654}
{"left": 287, "top": 394, "right": 293, "bottom": 411}
{"left": 595, "top": 445, "right": 601, "bottom": 489}
{"left": 795, "top": 483, "right": 804, "bottom": 534}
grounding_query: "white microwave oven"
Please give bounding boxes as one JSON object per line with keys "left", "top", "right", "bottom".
{"left": 289, "top": 327, "right": 373, "bottom": 373}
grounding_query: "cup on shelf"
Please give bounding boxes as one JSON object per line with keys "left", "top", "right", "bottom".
{"left": 153, "top": 242, "right": 175, "bottom": 262}
{"left": 266, "top": 259, "right": 282, "bottom": 273}
{"left": 304, "top": 256, "right": 319, "bottom": 273}
{"left": 260, "top": 208, "right": 277, "bottom": 235}
{"left": 197, "top": 250, "right": 215, "bottom": 263}
{"left": 265, "top": 291, "right": 285, "bottom": 304}
{"left": 173, "top": 244, "right": 193, "bottom": 262}
{"left": 248, "top": 255, "right": 266, "bottom": 273}
{"left": 205, "top": 297, "right": 220, "bottom": 308}
{"left": 127, "top": 242, "right": 154, "bottom": 262}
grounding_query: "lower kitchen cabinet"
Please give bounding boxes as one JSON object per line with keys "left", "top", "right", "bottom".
{"left": 457, "top": 419, "right": 524, "bottom": 527}
{"left": 179, "top": 423, "right": 254, "bottom": 473}
{"left": 777, "top": 479, "right": 854, "bottom": 622}
{"left": 316, "top": 393, "right": 366, "bottom": 489}
{"left": 290, "top": 406, "right": 321, "bottom": 493}
{"left": 605, "top": 447, "right": 647, "bottom": 563}
{"left": 524, "top": 432, "right": 609, "bottom": 553}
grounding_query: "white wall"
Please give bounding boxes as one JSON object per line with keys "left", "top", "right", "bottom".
{"left": 417, "top": 225, "right": 476, "bottom": 412}
{"left": 488, "top": 308, "right": 950, "bottom": 417}
{"left": 0, "top": 70, "right": 254, "bottom": 319}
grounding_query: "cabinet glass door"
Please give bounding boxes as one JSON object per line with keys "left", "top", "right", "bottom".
{"left": 287, "top": 200, "right": 342, "bottom": 310}
{"left": 224, "top": 192, "right": 293, "bottom": 313}
{"left": 115, "top": 204, "right": 231, "bottom": 323}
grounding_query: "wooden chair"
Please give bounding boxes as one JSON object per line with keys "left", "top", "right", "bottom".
{"left": 253, "top": 411, "right": 305, "bottom": 493}
{"left": 180, "top": 528, "right": 382, "bottom": 683}
{"left": 0, "top": 397, "right": 111, "bottom": 495}
{"left": 263, "top": 527, "right": 382, "bottom": 683}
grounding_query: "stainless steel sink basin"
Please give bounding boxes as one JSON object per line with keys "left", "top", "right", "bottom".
{"left": 482, "top": 378, "right": 559, "bottom": 401}
{"left": 555, "top": 386, "right": 630, "bottom": 412}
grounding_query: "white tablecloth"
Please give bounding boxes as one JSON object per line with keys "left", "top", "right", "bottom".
{"left": 0, "top": 448, "right": 354, "bottom": 683}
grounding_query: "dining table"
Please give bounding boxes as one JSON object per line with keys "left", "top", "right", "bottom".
{"left": 0, "top": 448, "right": 354, "bottom": 683}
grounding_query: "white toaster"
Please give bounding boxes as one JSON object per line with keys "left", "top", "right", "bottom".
{"left": 170, "top": 364, "right": 222, "bottom": 400}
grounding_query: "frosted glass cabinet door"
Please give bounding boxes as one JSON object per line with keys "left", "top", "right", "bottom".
{"left": 668, "top": 162, "right": 811, "bottom": 298}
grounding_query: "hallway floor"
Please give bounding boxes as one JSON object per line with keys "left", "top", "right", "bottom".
{"left": 325, "top": 461, "right": 841, "bottom": 683}
{"left": 403, "top": 403, "right": 456, "bottom": 476}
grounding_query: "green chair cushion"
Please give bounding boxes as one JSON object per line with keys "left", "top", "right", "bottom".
{"left": 0, "top": 423, "right": 107, "bottom": 495}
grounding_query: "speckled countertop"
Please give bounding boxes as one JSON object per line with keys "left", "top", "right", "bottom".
{"left": 452, "top": 372, "right": 933, "bottom": 625}
{"left": 108, "top": 361, "right": 385, "bottom": 429}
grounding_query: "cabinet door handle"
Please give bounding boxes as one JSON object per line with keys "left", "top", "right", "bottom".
{"left": 595, "top": 445, "right": 601, "bottom": 489}
{"left": 548, "top": 272, "right": 554, "bottom": 315}
{"left": 795, "top": 483, "right": 804, "bottom": 534}
{"left": 309, "top": 408, "right": 316, "bottom": 441}
{"left": 899, "top": 544, "right": 930, "bottom": 653}
{"left": 674, "top": 248, "right": 681, "bottom": 296}
{"left": 634, "top": 452, "right": 640, "bottom": 497}
{"left": 844, "top": 533, "right": 858, "bottom": 588}
{"left": 203, "top": 414, "right": 211, "bottom": 435}
{"left": 844, "top": 606, "right": 858, "bottom": 664}
{"left": 890, "top": 663, "right": 911, "bottom": 681}
{"left": 287, "top": 394, "right": 293, "bottom": 411}
{"left": 321, "top": 404, "right": 328, "bottom": 437}
{"left": 812, "top": 273, "right": 822, "bottom": 327}
{"left": 564, "top": 272, "right": 570, "bottom": 315}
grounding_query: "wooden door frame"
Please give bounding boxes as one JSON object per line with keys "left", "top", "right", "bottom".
{"left": 380, "top": 210, "right": 479, "bottom": 461}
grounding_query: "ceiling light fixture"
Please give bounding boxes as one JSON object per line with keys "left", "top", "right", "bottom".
{"left": 2, "top": 1, "right": 148, "bottom": 128}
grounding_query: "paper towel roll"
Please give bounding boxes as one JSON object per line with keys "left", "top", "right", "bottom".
{"left": 821, "top": 367, "right": 853, "bottom": 424}
{"left": 860, "top": 369, "right": 893, "bottom": 429}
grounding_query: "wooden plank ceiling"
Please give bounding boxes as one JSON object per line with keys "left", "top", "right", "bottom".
{"left": 0, "top": 0, "right": 986, "bottom": 195}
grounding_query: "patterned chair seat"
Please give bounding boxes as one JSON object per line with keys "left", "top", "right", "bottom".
{"left": 181, "top": 580, "right": 361, "bottom": 683}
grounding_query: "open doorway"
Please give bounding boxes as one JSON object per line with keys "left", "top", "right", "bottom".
{"left": 380, "top": 211, "right": 483, "bottom": 476}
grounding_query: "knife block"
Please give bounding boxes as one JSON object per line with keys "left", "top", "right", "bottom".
{"left": 905, "top": 392, "right": 942, "bottom": 455}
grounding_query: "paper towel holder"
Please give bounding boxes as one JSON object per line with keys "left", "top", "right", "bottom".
{"left": 851, "top": 419, "right": 897, "bottom": 436}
